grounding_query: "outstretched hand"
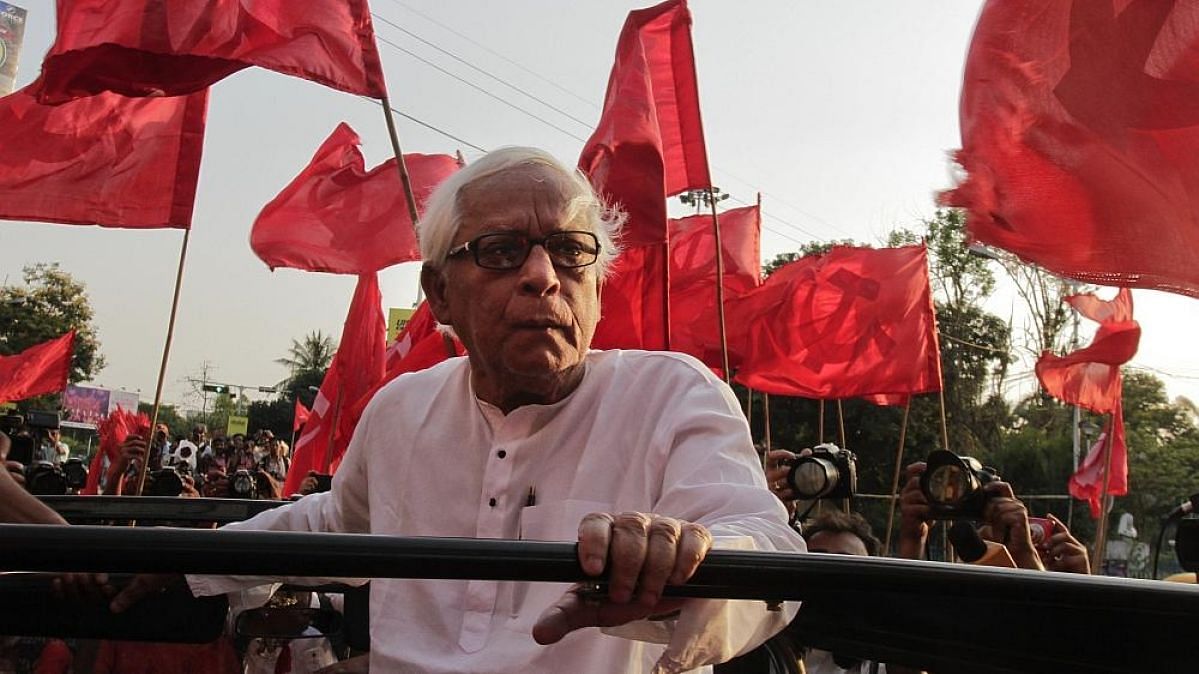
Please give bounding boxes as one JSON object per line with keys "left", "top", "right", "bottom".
{"left": 532, "top": 511, "right": 712, "bottom": 645}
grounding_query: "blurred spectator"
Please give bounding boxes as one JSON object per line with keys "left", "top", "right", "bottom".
{"left": 259, "top": 437, "right": 290, "bottom": 484}
{"left": 45, "top": 428, "right": 70, "bottom": 465}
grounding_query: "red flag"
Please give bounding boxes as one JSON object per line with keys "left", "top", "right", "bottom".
{"left": 252, "top": 123, "right": 459, "bottom": 274}
{"left": 1069, "top": 401, "right": 1129, "bottom": 518}
{"left": 579, "top": 0, "right": 710, "bottom": 246}
{"left": 283, "top": 274, "right": 385, "bottom": 495}
{"left": 1067, "top": 288, "right": 1133, "bottom": 324}
{"left": 0, "top": 332, "right": 75, "bottom": 404}
{"left": 733, "top": 246, "right": 942, "bottom": 399}
{"left": 1035, "top": 320, "right": 1141, "bottom": 415}
{"left": 37, "top": 0, "right": 386, "bottom": 103}
{"left": 942, "top": 0, "right": 1199, "bottom": 297}
{"left": 292, "top": 400, "right": 310, "bottom": 433}
{"left": 592, "top": 245, "right": 671, "bottom": 351}
{"left": 82, "top": 406, "right": 149, "bottom": 495}
{"left": 0, "top": 84, "right": 207, "bottom": 229}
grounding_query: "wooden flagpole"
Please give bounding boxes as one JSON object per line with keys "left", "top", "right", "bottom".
{"left": 817, "top": 400, "right": 825, "bottom": 444}
{"left": 133, "top": 229, "right": 192, "bottom": 497}
{"left": 1091, "top": 413, "right": 1117, "bottom": 575}
{"left": 320, "top": 389, "right": 344, "bottom": 474}
{"left": 836, "top": 400, "right": 847, "bottom": 448}
{"left": 707, "top": 188, "right": 731, "bottom": 383}
{"left": 763, "top": 392, "right": 772, "bottom": 454}
{"left": 883, "top": 399, "right": 912, "bottom": 555}
{"left": 379, "top": 94, "right": 426, "bottom": 304}
{"left": 937, "top": 387, "right": 951, "bottom": 451}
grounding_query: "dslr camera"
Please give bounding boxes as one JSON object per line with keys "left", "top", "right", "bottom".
{"left": 25, "top": 458, "right": 89, "bottom": 495}
{"left": 230, "top": 468, "right": 259, "bottom": 499}
{"left": 0, "top": 410, "right": 61, "bottom": 466}
{"left": 920, "top": 449, "right": 1000, "bottom": 520}
{"left": 144, "top": 463, "right": 196, "bottom": 497}
{"left": 784, "top": 442, "right": 857, "bottom": 500}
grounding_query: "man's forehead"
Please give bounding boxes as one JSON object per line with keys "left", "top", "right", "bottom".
{"left": 458, "top": 165, "right": 573, "bottom": 216}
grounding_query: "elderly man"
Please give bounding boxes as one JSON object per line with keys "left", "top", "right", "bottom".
{"left": 116, "top": 147, "right": 803, "bottom": 672}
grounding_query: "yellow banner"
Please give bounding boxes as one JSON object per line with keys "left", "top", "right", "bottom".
{"left": 388, "top": 307, "right": 415, "bottom": 342}
{"left": 227, "top": 415, "right": 249, "bottom": 437}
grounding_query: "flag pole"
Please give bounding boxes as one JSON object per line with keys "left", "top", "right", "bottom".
{"left": 817, "top": 400, "right": 825, "bottom": 443}
{"left": 763, "top": 392, "right": 772, "bottom": 453}
{"left": 133, "top": 229, "right": 191, "bottom": 497}
{"left": 884, "top": 399, "right": 912, "bottom": 555}
{"left": 1091, "top": 413, "right": 1117, "bottom": 575}
{"left": 320, "top": 389, "right": 343, "bottom": 473}
{"left": 836, "top": 400, "right": 847, "bottom": 448}
{"left": 379, "top": 94, "right": 425, "bottom": 304}
{"left": 706, "top": 188, "right": 731, "bottom": 383}
{"left": 937, "top": 387, "right": 951, "bottom": 450}
{"left": 663, "top": 241, "right": 672, "bottom": 350}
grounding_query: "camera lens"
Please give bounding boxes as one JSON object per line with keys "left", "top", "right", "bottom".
{"left": 926, "top": 462, "right": 975, "bottom": 505}
{"left": 790, "top": 458, "right": 840, "bottom": 500}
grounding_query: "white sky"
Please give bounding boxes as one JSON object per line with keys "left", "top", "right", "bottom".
{"left": 2, "top": 1, "right": 1198, "bottom": 410}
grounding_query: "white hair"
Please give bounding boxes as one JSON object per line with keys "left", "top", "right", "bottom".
{"left": 417, "top": 146, "right": 625, "bottom": 278}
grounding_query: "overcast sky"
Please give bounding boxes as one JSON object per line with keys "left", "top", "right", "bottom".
{"left": 3, "top": 0, "right": 1198, "bottom": 411}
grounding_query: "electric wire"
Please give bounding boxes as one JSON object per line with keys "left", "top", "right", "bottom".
{"left": 356, "top": 96, "right": 488, "bottom": 153}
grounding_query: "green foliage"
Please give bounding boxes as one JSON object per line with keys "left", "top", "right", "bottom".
{"left": 761, "top": 240, "right": 859, "bottom": 277}
{"left": 890, "top": 209, "right": 995, "bottom": 311}
{"left": 0, "top": 263, "right": 105, "bottom": 384}
{"left": 137, "top": 402, "right": 188, "bottom": 440}
{"left": 275, "top": 331, "right": 335, "bottom": 393}
{"left": 248, "top": 397, "right": 296, "bottom": 442}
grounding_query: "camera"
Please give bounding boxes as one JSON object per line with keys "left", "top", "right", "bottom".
{"left": 24, "top": 458, "right": 89, "bottom": 495}
{"left": 230, "top": 468, "right": 259, "bottom": 499}
{"left": 785, "top": 443, "right": 857, "bottom": 500}
{"left": 0, "top": 411, "right": 60, "bottom": 466}
{"left": 144, "top": 464, "right": 194, "bottom": 497}
{"left": 920, "top": 449, "right": 1000, "bottom": 520}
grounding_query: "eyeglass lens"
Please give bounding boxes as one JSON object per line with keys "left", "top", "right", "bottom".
{"left": 474, "top": 231, "right": 599, "bottom": 269}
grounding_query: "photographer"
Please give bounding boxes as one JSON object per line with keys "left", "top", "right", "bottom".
{"left": 102, "top": 434, "right": 200, "bottom": 498}
{"left": 0, "top": 430, "right": 68, "bottom": 525}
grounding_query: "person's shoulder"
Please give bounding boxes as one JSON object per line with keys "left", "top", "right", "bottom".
{"left": 589, "top": 349, "right": 720, "bottom": 384}
{"left": 368, "top": 356, "right": 469, "bottom": 405}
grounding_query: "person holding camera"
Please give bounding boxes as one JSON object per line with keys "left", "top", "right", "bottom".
{"left": 0, "top": 430, "right": 69, "bottom": 525}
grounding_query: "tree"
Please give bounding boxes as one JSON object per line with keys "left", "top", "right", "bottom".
{"left": 274, "top": 331, "right": 336, "bottom": 392}
{"left": 761, "top": 239, "right": 859, "bottom": 277}
{"left": 0, "top": 263, "right": 105, "bottom": 384}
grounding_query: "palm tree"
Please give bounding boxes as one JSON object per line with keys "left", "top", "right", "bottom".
{"left": 274, "top": 331, "right": 337, "bottom": 392}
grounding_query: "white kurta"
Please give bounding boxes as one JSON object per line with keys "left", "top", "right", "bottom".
{"left": 191, "top": 349, "right": 804, "bottom": 673}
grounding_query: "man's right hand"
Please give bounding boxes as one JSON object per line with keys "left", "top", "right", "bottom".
{"left": 897, "top": 462, "right": 932, "bottom": 559}
{"left": 109, "top": 573, "right": 185, "bottom": 613}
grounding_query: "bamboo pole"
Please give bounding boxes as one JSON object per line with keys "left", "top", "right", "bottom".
{"left": 883, "top": 400, "right": 913, "bottom": 555}
{"left": 1091, "top": 414, "right": 1117, "bottom": 575}
{"left": 380, "top": 94, "right": 425, "bottom": 304}
{"left": 133, "top": 229, "right": 192, "bottom": 497}
{"left": 763, "top": 393, "right": 772, "bottom": 453}
{"left": 818, "top": 400, "right": 825, "bottom": 444}
{"left": 707, "top": 188, "right": 731, "bottom": 383}
{"left": 836, "top": 400, "right": 847, "bottom": 448}
{"left": 937, "top": 387, "right": 951, "bottom": 451}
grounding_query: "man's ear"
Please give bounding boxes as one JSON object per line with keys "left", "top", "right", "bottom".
{"left": 421, "top": 264, "right": 452, "bottom": 324}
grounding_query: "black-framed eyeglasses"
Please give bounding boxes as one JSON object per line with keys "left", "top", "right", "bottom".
{"left": 446, "top": 230, "right": 602, "bottom": 270}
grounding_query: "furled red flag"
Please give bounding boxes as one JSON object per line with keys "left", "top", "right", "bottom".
{"left": 292, "top": 399, "right": 310, "bottom": 433}
{"left": 942, "top": 0, "right": 1199, "bottom": 297}
{"left": 82, "top": 406, "right": 150, "bottom": 495}
{"left": 0, "top": 84, "right": 207, "bottom": 228}
{"left": 1036, "top": 288, "right": 1140, "bottom": 414}
{"left": 579, "top": 0, "right": 710, "bottom": 247}
{"left": 283, "top": 274, "right": 385, "bottom": 495}
{"left": 37, "top": 0, "right": 386, "bottom": 104}
{"left": 592, "top": 245, "right": 672, "bottom": 351}
{"left": 252, "top": 123, "right": 459, "bottom": 274}
{"left": 667, "top": 204, "right": 761, "bottom": 370}
{"left": 1069, "top": 401, "right": 1129, "bottom": 518}
{"left": 0, "top": 331, "right": 75, "bottom": 404}
{"left": 733, "top": 246, "right": 943, "bottom": 400}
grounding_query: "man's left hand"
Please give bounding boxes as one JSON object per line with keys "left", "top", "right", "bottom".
{"left": 532, "top": 512, "right": 712, "bottom": 644}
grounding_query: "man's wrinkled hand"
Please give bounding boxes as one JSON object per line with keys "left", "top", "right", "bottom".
{"left": 532, "top": 512, "right": 712, "bottom": 645}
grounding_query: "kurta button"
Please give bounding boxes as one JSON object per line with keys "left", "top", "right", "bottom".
{"left": 497, "top": 450, "right": 507, "bottom": 459}
{"left": 488, "top": 497, "right": 497, "bottom": 507}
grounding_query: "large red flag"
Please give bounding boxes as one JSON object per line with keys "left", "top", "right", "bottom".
{"left": 0, "top": 84, "right": 207, "bottom": 229}
{"left": 283, "top": 274, "right": 385, "bottom": 495}
{"left": 1036, "top": 289, "right": 1140, "bottom": 414}
{"left": 1070, "top": 401, "right": 1129, "bottom": 518}
{"left": 592, "top": 245, "right": 671, "bottom": 351}
{"left": 733, "top": 246, "right": 942, "bottom": 399}
{"left": 942, "top": 0, "right": 1199, "bottom": 297}
{"left": 579, "top": 0, "right": 710, "bottom": 247}
{"left": 37, "top": 0, "right": 386, "bottom": 103}
{"left": 0, "top": 331, "right": 75, "bottom": 404}
{"left": 292, "top": 400, "right": 310, "bottom": 433}
{"left": 251, "top": 123, "right": 458, "bottom": 274}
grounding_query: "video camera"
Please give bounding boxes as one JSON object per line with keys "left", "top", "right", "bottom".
{"left": 920, "top": 449, "right": 1000, "bottom": 520}
{"left": 0, "top": 410, "right": 60, "bottom": 466}
{"left": 783, "top": 443, "right": 857, "bottom": 500}
{"left": 25, "top": 458, "right": 88, "bottom": 495}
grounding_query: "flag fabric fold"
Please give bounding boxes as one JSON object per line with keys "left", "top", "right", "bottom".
{"left": 733, "top": 246, "right": 942, "bottom": 400}
{"left": 942, "top": 0, "right": 1199, "bottom": 297}
{"left": 252, "top": 122, "right": 459, "bottom": 274}
{"left": 578, "top": 0, "right": 710, "bottom": 247}
{"left": 37, "top": 0, "right": 387, "bottom": 103}
{"left": 82, "top": 406, "right": 150, "bottom": 495}
{"left": 0, "top": 84, "right": 207, "bottom": 229}
{"left": 292, "top": 400, "right": 310, "bottom": 433}
{"left": 0, "top": 331, "right": 76, "bottom": 404}
{"left": 283, "top": 274, "right": 386, "bottom": 495}
{"left": 1069, "top": 402, "right": 1129, "bottom": 518}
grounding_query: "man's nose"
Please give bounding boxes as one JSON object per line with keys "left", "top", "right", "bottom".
{"left": 517, "top": 244, "right": 561, "bottom": 296}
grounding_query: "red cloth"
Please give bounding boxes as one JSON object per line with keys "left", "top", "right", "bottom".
{"left": 1069, "top": 401, "right": 1129, "bottom": 518}
{"left": 592, "top": 244, "right": 672, "bottom": 351}
{"left": 0, "top": 331, "right": 75, "bottom": 404}
{"left": 1035, "top": 320, "right": 1141, "bottom": 415}
{"left": 83, "top": 406, "right": 150, "bottom": 496}
{"left": 579, "top": 0, "right": 710, "bottom": 247}
{"left": 667, "top": 204, "right": 761, "bottom": 371}
{"left": 0, "top": 84, "right": 207, "bottom": 229}
{"left": 733, "top": 246, "right": 942, "bottom": 399}
{"left": 37, "top": 0, "right": 386, "bottom": 103}
{"left": 942, "top": 0, "right": 1199, "bottom": 297}
{"left": 1067, "top": 288, "right": 1133, "bottom": 324}
{"left": 283, "top": 274, "right": 386, "bottom": 495}
{"left": 33, "top": 639, "right": 72, "bottom": 674}
{"left": 292, "top": 399, "right": 310, "bottom": 433}
{"left": 252, "top": 123, "right": 458, "bottom": 274}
